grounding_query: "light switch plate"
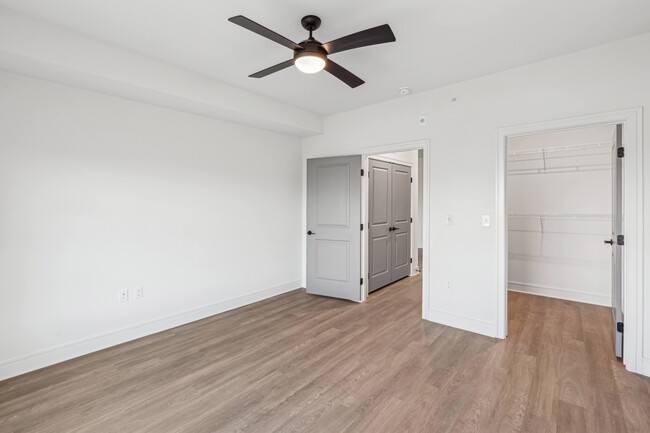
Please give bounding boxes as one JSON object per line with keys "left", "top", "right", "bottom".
{"left": 482, "top": 215, "right": 490, "bottom": 227}
{"left": 445, "top": 215, "right": 453, "bottom": 225}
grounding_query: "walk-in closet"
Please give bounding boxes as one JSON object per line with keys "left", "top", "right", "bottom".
{"left": 507, "top": 123, "right": 624, "bottom": 355}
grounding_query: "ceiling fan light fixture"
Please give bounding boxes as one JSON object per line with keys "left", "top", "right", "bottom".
{"left": 229, "top": 15, "right": 396, "bottom": 87}
{"left": 294, "top": 51, "right": 326, "bottom": 74}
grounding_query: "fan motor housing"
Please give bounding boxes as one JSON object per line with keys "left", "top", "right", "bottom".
{"left": 294, "top": 41, "right": 328, "bottom": 62}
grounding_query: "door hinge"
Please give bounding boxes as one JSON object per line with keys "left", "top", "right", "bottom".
{"left": 617, "top": 235, "right": 624, "bottom": 246}
{"left": 360, "top": 168, "right": 365, "bottom": 176}
{"left": 360, "top": 277, "right": 364, "bottom": 285}
{"left": 617, "top": 147, "right": 625, "bottom": 158}
{"left": 410, "top": 177, "right": 413, "bottom": 183}
{"left": 410, "top": 218, "right": 413, "bottom": 223}
{"left": 360, "top": 223, "right": 364, "bottom": 231}
{"left": 617, "top": 322, "right": 624, "bottom": 333}
{"left": 410, "top": 258, "right": 413, "bottom": 264}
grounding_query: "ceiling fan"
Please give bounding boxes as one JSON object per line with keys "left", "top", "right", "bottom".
{"left": 228, "top": 15, "right": 396, "bottom": 88}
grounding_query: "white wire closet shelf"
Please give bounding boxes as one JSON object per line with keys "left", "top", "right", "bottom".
{"left": 507, "top": 141, "right": 612, "bottom": 175}
{"left": 508, "top": 213, "right": 611, "bottom": 236}
{"left": 508, "top": 213, "right": 612, "bottom": 263}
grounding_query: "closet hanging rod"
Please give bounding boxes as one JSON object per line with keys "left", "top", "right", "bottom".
{"left": 507, "top": 141, "right": 611, "bottom": 157}
{"left": 507, "top": 164, "right": 612, "bottom": 175}
{"left": 509, "top": 213, "right": 611, "bottom": 220}
{"left": 508, "top": 151, "right": 610, "bottom": 163}
{"left": 507, "top": 140, "right": 612, "bottom": 175}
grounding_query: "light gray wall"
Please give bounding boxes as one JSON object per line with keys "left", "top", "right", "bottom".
{"left": 0, "top": 70, "right": 303, "bottom": 378}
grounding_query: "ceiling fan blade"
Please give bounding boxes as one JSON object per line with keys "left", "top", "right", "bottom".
{"left": 229, "top": 15, "right": 302, "bottom": 51}
{"left": 324, "top": 60, "right": 364, "bottom": 88}
{"left": 322, "top": 24, "right": 396, "bottom": 55}
{"left": 249, "top": 59, "right": 295, "bottom": 78}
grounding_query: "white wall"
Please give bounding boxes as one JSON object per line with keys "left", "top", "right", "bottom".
{"left": 507, "top": 126, "right": 614, "bottom": 306}
{"left": 0, "top": 70, "right": 303, "bottom": 379}
{"left": 302, "top": 33, "right": 650, "bottom": 373}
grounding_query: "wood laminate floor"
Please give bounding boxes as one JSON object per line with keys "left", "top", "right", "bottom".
{"left": 1, "top": 275, "right": 650, "bottom": 432}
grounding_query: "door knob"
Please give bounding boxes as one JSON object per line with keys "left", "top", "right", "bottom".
{"left": 604, "top": 239, "right": 614, "bottom": 245}
{"left": 307, "top": 230, "right": 316, "bottom": 235}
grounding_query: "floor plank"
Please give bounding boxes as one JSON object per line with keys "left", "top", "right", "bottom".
{"left": 1, "top": 275, "right": 649, "bottom": 432}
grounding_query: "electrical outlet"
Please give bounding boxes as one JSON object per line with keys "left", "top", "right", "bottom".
{"left": 135, "top": 286, "right": 143, "bottom": 299}
{"left": 447, "top": 281, "right": 453, "bottom": 291}
{"left": 482, "top": 215, "right": 491, "bottom": 227}
{"left": 445, "top": 215, "right": 453, "bottom": 225}
{"left": 119, "top": 288, "right": 129, "bottom": 303}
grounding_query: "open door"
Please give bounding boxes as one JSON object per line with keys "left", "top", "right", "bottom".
{"left": 391, "top": 163, "right": 412, "bottom": 282}
{"left": 368, "top": 159, "right": 392, "bottom": 291}
{"left": 608, "top": 124, "right": 624, "bottom": 358}
{"left": 306, "top": 156, "right": 362, "bottom": 301}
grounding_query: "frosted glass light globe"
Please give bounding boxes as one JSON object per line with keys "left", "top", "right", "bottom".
{"left": 295, "top": 54, "right": 326, "bottom": 74}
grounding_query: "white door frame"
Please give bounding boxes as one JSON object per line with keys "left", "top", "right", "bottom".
{"left": 303, "top": 139, "right": 431, "bottom": 320}
{"left": 496, "top": 108, "right": 643, "bottom": 373}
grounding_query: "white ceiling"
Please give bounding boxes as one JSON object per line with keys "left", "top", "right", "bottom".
{"left": 1, "top": 0, "right": 649, "bottom": 116}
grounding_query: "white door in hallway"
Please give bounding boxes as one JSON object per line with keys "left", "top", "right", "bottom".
{"left": 306, "top": 155, "right": 362, "bottom": 301}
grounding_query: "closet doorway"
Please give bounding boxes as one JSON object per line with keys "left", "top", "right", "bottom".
{"left": 368, "top": 159, "right": 412, "bottom": 292}
{"left": 506, "top": 124, "right": 624, "bottom": 357}
{"left": 366, "top": 151, "right": 422, "bottom": 294}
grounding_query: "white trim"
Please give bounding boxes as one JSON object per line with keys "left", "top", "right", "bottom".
{"left": 428, "top": 308, "right": 498, "bottom": 337}
{"left": 497, "top": 108, "right": 644, "bottom": 375}
{"left": 0, "top": 281, "right": 301, "bottom": 381}
{"left": 641, "top": 358, "right": 650, "bottom": 377}
{"left": 508, "top": 282, "right": 611, "bottom": 307}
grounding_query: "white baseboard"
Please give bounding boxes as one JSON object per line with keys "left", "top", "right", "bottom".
{"left": 428, "top": 308, "right": 498, "bottom": 338}
{"left": 0, "top": 280, "right": 301, "bottom": 381}
{"left": 640, "top": 358, "right": 650, "bottom": 378}
{"left": 508, "top": 282, "right": 611, "bottom": 307}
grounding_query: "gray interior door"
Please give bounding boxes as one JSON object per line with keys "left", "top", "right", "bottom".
{"left": 610, "top": 124, "right": 624, "bottom": 358}
{"left": 368, "top": 159, "right": 392, "bottom": 292}
{"left": 306, "top": 155, "right": 362, "bottom": 302}
{"left": 391, "top": 163, "right": 412, "bottom": 281}
{"left": 368, "top": 159, "right": 411, "bottom": 292}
